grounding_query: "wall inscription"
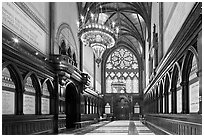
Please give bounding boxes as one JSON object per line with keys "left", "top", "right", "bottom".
{"left": 41, "top": 98, "right": 50, "bottom": 114}
{"left": 23, "top": 94, "right": 35, "bottom": 114}
{"left": 2, "top": 2, "right": 47, "bottom": 54}
{"left": 2, "top": 90, "right": 15, "bottom": 114}
{"left": 190, "top": 81, "right": 199, "bottom": 112}
{"left": 177, "top": 89, "right": 182, "bottom": 113}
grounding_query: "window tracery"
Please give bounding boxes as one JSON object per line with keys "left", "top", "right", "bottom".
{"left": 105, "top": 47, "right": 139, "bottom": 93}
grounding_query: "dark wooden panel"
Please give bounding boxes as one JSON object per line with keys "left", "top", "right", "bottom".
{"left": 2, "top": 115, "right": 54, "bottom": 135}
{"left": 145, "top": 114, "right": 202, "bottom": 135}
{"left": 81, "top": 114, "right": 99, "bottom": 121}
{"left": 58, "top": 114, "right": 66, "bottom": 131}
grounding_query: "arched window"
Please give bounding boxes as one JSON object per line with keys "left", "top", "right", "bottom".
{"left": 2, "top": 67, "right": 16, "bottom": 114}
{"left": 105, "top": 47, "right": 139, "bottom": 94}
{"left": 23, "top": 76, "right": 36, "bottom": 114}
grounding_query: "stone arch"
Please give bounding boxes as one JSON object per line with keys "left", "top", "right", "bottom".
{"left": 2, "top": 61, "right": 24, "bottom": 92}
{"left": 23, "top": 71, "right": 41, "bottom": 94}
{"left": 170, "top": 62, "right": 182, "bottom": 114}
{"left": 55, "top": 23, "right": 78, "bottom": 62}
{"left": 181, "top": 47, "right": 198, "bottom": 83}
{"left": 181, "top": 47, "right": 199, "bottom": 114}
{"left": 171, "top": 62, "right": 182, "bottom": 89}
{"left": 164, "top": 73, "right": 171, "bottom": 113}
{"left": 42, "top": 78, "right": 54, "bottom": 95}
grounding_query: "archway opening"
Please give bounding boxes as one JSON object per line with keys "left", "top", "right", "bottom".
{"left": 114, "top": 96, "right": 130, "bottom": 120}
{"left": 65, "top": 83, "right": 79, "bottom": 128}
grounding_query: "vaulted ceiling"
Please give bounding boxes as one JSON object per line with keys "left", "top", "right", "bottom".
{"left": 77, "top": 2, "right": 152, "bottom": 58}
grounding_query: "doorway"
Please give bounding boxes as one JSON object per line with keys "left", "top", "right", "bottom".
{"left": 65, "top": 83, "right": 80, "bottom": 128}
{"left": 114, "top": 97, "right": 130, "bottom": 120}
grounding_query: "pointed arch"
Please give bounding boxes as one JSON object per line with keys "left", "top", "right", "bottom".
{"left": 171, "top": 62, "right": 181, "bottom": 88}
{"left": 42, "top": 78, "right": 54, "bottom": 94}
{"left": 181, "top": 49, "right": 195, "bottom": 82}
{"left": 56, "top": 23, "right": 78, "bottom": 62}
{"left": 2, "top": 61, "right": 24, "bottom": 91}
{"left": 23, "top": 71, "right": 41, "bottom": 94}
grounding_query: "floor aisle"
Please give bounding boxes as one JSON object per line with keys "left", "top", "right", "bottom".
{"left": 85, "top": 120, "right": 155, "bottom": 135}
{"left": 60, "top": 120, "right": 155, "bottom": 135}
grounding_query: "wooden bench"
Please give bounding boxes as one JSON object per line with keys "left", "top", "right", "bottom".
{"left": 75, "top": 120, "right": 96, "bottom": 129}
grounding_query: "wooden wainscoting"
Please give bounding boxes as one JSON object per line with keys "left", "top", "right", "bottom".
{"left": 2, "top": 115, "right": 55, "bottom": 135}
{"left": 145, "top": 114, "right": 202, "bottom": 135}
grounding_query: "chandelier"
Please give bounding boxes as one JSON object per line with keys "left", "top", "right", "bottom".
{"left": 77, "top": 5, "right": 119, "bottom": 67}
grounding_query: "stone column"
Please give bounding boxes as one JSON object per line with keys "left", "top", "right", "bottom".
{"left": 53, "top": 74, "right": 60, "bottom": 134}
{"left": 36, "top": 90, "right": 42, "bottom": 115}
{"left": 155, "top": 88, "right": 159, "bottom": 113}
{"left": 158, "top": 2, "right": 163, "bottom": 62}
{"left": 170, "top": 87, "right": 177, "bottom": 114}
{"left": 50, "top": 2, "right": 56, "bottom": 54}
{"left": 79, "top": 39, "right": 83, "bottom": 71}
{"left": 180, "top": 81, "right": 189, "bottom": 114}
{"left": 164, "top": 91, "right": 168, "bottom": 113}
{"left": 159, "top": 95, "right": 163, "bottom": 113}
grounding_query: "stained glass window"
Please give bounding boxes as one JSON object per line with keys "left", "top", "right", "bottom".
{"left": 105, "top": 47, "right": 139, "bottom": 93}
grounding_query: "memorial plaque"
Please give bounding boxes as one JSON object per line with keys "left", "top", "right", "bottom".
{"left": 190, "top": 81, "right": 199, "bottom": 112}
{"left": 2, "top": 90, "right": 15, "bottom": 114}
{"left": 41, "top": 98, "right": 50, "bottom": 114}
{"left": 23, "top": 94, "right": 35, "bottom": 114}
{"left": 177, "top": 89, "right": 182, "bottom": 113}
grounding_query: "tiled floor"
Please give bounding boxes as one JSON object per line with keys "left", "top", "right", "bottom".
{"left": 60, "top": 120, "right": 155, "bottom": 135}
{"left": 134, "top": 121, "right": 155, "bottom": 135}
